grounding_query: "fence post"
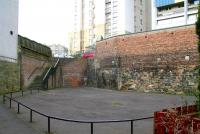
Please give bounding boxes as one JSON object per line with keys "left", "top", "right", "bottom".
{"left": 22, "top": 90, "right": 23, "bottom": 97}
{"left": 30, "top": 109, "right": 32, "bottom": 122}
{"left": 3, "top": 95, "right": 5, "bottom": 104}
{"left": 10, "top": 92, "right": 12, "bottom": 98}
{"left": 48, "top": 117, "right": 51, "bottom": 134}
{"left": 131, "top": 120, "right": 133, "bottom": 134}
{"left": 17, "top": 103, "right": 20, "bottom": 114}
{"left": 9, "top": 98, "right": 11, "bottom": 108}
{"left": 91, "top": 122, "right": 94, "bottom": 134}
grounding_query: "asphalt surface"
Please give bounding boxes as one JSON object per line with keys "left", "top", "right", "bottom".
{"left": 0, "top": 96, "right": 41, "bottom": 134}
{"left": 1, "top": 88, "right": 195, "bottom": 134}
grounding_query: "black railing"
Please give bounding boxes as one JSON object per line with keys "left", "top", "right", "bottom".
{"left": 3, "top": 91, "right": 153, "bottom": 134}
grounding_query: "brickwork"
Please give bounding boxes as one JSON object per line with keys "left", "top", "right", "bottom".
{"left": 21, "top": 53, "right": 50, "bottom": 89}
{"left": 19, "top": 36, "right": 52, "bottom": 89}
{"left": 96, "top": 25, "right": 198, "bottom": 60}
{"left": 61, "top": 58, "right": 87, "bottom": 88}
{"left": 94, "top": 25, "right": 199, "bottom": 93}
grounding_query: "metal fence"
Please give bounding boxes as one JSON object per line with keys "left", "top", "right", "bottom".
{"left": 3, "top": 90, "right": 153, "bottom": 134}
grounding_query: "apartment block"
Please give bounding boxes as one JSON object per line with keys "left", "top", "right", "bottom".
{"left": 152, "top": 0, "right": 199, "bottom": 30}
{"left": 49, "top": 44, "right": 68, "bottom": 58}
{"left": 69, "top": 0, "right": 105, "bottom": 55}
{"left": 105, "top": 0, "right": 152, "bottom": 38}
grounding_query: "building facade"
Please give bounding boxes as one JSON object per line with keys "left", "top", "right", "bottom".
{"left": 152, "top": 0, "right": 199, "bottom": 30}
{"left": 0, "top": 0, "right": 19, "bottom": 62}
{"left": 49, "top": 44, "right": 68, "bottom": 58}
{"left": 105, "top": 0, "right": 152, "bottom": 38}
{"left": 69, "top": 0, "right": 105, "bottom": 55}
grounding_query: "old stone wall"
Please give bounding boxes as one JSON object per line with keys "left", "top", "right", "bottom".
{"left": 0, "top": 59, "right": 20, "bottom": 94}
{"left": 94, "top": 25, "right": 199, "bottom": 93}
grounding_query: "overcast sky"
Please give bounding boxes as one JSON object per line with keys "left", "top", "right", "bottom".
{"left": 18, "top": 0, "right": 74, "bottom": 48}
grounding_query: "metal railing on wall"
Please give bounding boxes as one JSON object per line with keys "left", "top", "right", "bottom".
{"left": 3, "top": 90, "right": 153, "bottom": 134}
{"left": 43, "top": 58, "right": 60, "bottom": 89}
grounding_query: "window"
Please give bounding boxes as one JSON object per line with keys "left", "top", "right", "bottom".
{"left": 106, "top": 18, "right": 111, "bottom": 24}
{"left": 140, "top": 19, "right": 143, "bottom": 25}
{"left": 113, "top": 12, "right": 118, "bottom": 17}
{"left": 106, "top": 7, "right": 111, "bottom": 13}
{"left": 140, "top": 0, "right": 142, "bottom": 5}
{"left": 106, "top": 29, "right": 111, "bottom": 34}
{"left": 113, "top": 23, "right": 117, "bottom": 28}
{"left": 106, "top": 13, "right": 111, "bottom": 18}
{"left": 113, "top": 1, "right": 118, "bottom": 6}
{"left": 140, "top": 9, "right": 142, "bottom": 15}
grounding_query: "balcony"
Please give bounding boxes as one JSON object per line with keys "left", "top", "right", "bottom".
{"left": 105, "top": 0, "right": 111, "bottom": 4}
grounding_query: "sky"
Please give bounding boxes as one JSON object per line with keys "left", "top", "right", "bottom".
{"left": 18, "top": 0, "right": 74, "bottom": 48}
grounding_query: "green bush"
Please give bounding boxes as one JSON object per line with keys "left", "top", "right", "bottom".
{"left": 196, "top": 4, "right": 200, "bottom": 111}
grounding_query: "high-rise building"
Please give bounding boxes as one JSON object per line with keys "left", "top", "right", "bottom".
{"left": 0, "top": 0, "right": 19, "bottom": 62}
{"left": 69, "top": 0, "right": 152, "bottom": 54}
{"left": 69, "top": 0, "right": 105, "bottom": 55}
{"left": 105, "top": 0, "right": 152, "bottom": 38}
{"left": 152, "top": 0, "right": 199, "bottom": 30}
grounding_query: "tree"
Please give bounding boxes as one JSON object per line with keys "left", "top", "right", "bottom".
{"left": 196, "top": 4, "right": 200, "bottom": 111}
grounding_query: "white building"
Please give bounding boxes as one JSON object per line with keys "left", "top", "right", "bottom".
{"left": 105, "top": 0, "right": 152, "bottom": 38}
{"left": 0, "top": 0, "right": 19, "bottom": 62}
{"left": 49, "top": 44, "right": 68, "bottom": 58}
{"left": 152, "top": 0, "right": 199, "bottom": 30}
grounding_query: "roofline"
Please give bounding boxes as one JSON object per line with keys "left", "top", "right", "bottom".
{"left": 97, "top": 24, "right": 195, "bottom": 42}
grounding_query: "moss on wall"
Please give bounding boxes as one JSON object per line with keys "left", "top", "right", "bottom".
{"left": 0, "top": 60, "right": 20, "bottom": 94}
{"left": 18, "top": 35, "right": 52, "bottom": 57}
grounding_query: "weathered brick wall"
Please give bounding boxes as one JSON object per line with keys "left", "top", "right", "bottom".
{"left": 21, "top": 50, "right": 51, "bottom": 89}
{"left": 96, "top": 25, "right": 197, "bottom": 59}
{"left": 95, "top": 25, "right": 199, "bottom": 93}
{"left": 19, "top": 36, "right": 52, "bottom": 89}
{"left": 61, "top": 58, "right": 87, "bottom": 88}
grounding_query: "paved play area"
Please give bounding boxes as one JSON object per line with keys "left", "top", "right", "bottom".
{"left": 0, "top": 97, "right": 41, "bottom": 134}
{"left": 2, "top": 87, "right": 195, "bottom": 134}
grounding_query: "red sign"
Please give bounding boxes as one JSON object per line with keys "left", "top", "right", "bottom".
{"left": 82, "top": 52, "right": 95, "bottom": 59}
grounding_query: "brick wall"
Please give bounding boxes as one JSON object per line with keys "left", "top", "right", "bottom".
{"left": 19, "top": 36, "right": 52, "bottom": 89}
{"left": 96, "top": 25, "right": 198, "bottom": 60}
{"left": 61, "top": 58, "right": 87, "bottom": 88}
{"left": 94, "top": 25, "right": 199, "bottom": 93}
{"left": 21, "top": 50, "right": 51, "bottom": 89}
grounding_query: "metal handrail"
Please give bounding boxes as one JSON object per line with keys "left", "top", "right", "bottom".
{"left": 54, "top": 58, "right": 60, "bottom": 68}
{"left": 42, "top": 66, "right": 52, "bottom": 81}
{"left": 3, "top": 91, "right": 153, "bottom": 134}
{"left": 43, "top": 58, "right": 59, "bottom": 81}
